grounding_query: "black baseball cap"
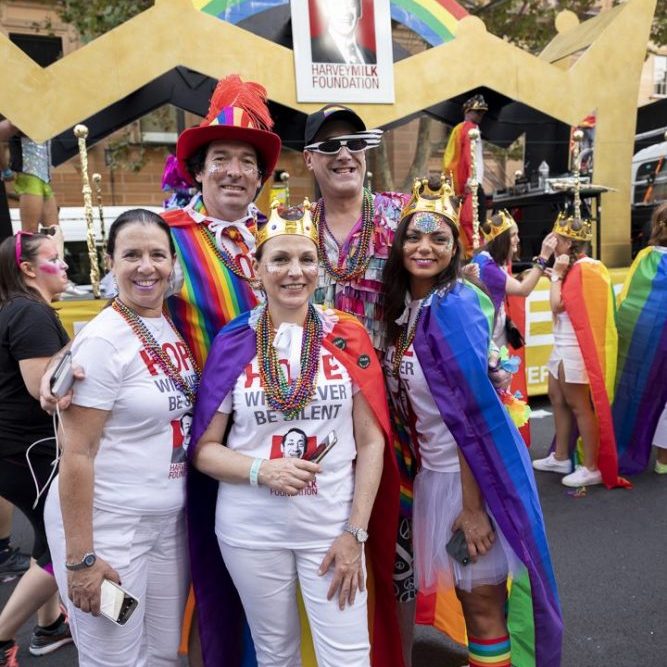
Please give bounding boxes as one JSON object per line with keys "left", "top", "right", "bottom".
{"left": 304, "top": 105, "right": 366, "bottom": 146}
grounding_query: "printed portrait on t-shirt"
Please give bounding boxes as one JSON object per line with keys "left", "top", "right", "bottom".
{"left": 170, "top": 412, "right": 192, "bottom": 465}
{"left": 270, "top": 430, "right": 317, "bottom": 460}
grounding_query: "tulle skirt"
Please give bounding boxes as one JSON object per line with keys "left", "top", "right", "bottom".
{"left": 413, "top": 469, "right": 522, "bottom": 594}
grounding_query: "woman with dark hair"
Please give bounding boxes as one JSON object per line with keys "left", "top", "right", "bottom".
{"left": 44, "top": 209, "right": 198, "bottom": 666}
{"left": 532, "top": 210, "right": 629, "bottom": 489}
{"left": 0, "top": 231, "right": 71, "bottom": 666}
{"left": 472, "top": 211, "right": 556, "bottom": 348}
{"left": 613, "top": 202, "right": 667, "bottom": 475}
{"left": 382, "top": 180, "right": 562, "bottom": 667}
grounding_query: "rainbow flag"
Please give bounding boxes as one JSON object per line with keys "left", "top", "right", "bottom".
{"left": 405, "top": 282, "right": 562, "bottom": 666}
{"left": 163, "top": 207, "right": 258, "bottom": 368}
{"left": 561, "top": 259, "right": 631, "bottom": 489}
{"left": 613, "top": 247, "right": 667, "bottom": 474}
{"left": 187, "top": 308, "right": 403, "bottom": 667}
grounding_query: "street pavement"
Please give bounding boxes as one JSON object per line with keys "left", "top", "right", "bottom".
{"left": 2, "top": 397, "right": 665, "bottom": 666}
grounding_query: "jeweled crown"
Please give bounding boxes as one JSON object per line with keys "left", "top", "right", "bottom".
{"left": 552, "top": 211, "right": 593, "bottom": 242}
{"left": 482, "top": 209, "right": 515, "bottom": 243}
{"left": 256, "top": 199, "right": 318, "bottom": 249}
{"left": 400, "top": 176, "right": 460, "bottom": 226}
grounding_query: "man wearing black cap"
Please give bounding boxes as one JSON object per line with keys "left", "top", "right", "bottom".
{"left": 304, "top": 104, "right": 407, "bottom": 352}
{"left": 303, "top": 104, "right": 416, "bottom": 666}
{"left": 443, "top": 94, "right": 488, "bottom": 257}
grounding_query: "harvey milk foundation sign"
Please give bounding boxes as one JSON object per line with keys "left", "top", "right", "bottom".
{"left": 291, "top": 0, "right": 395, "bottom": 103}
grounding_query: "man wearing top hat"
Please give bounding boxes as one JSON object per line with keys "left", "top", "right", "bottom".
{"left": 443, "top": 94, "right": 488, "bottom": 257}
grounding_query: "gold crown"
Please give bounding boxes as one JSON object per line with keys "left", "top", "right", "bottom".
{"left": 400, "top": 176, "right": 459, "bottom": 227}
{"left": 552, "top": 211, "right": 592, "bottom": 242}
{"left": 481, "top": 209, "right": 515, "bottom": 243}
{"left": 256, "top": 199, "right": 318, "bottom": 249}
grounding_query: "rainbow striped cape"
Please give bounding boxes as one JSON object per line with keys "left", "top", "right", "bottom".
{"left": 613, "top": 247, "right": 667, "bottom": 474}
{"left": 163, "top": 206, "right": 258, "bottom": 367}
{"left": 187, "top": 308, "right": 403, "bottom": 667}
{"left": 561, "top": 259, "right": 630, "bottom": 489}
{"left": 398, "top": 281, "right": 563, "bottom": 666}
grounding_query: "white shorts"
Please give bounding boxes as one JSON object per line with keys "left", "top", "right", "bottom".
{"left": 547, "top": 345, "right": 589, "bottom": 384}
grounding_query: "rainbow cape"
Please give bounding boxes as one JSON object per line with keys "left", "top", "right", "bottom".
{"left": 561, "top": 259, "right": 630, "bottom": 489}
{"left": 394, "top": 281, "right": 563, "bottom": 666}
{"left": 613, "top": 246, "right": 667, "bottom": 474}
{"left": 443, "top": 120, "right": 477, "bottom": 255}
{"left": 163, "top": 206, "right": 258, "bottom": 368}
{"left": 470, "top": 253, "right": 531, "bottom": 441}
{"left": 187, "top": 308, "right": 403, "bottom": 667}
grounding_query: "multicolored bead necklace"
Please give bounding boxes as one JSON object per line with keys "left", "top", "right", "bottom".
{"left": 193, "top": 196, "right": 257, "bottom": 282}
{"left": 256, "top": 303, "right": 323, "bottom": 419}
{"left": 391, "top": 288, "right": 438, "bottom": 377}
{"left": 313, "top": 187, "right": 375, "bottom": 282}
{"left": 112, "top": 298, "right": 201, "bottom": 405}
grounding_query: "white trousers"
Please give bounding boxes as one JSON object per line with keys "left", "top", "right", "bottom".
{"left": 45, "top": 488, "right": 189, "bottom": 667}
{"left": 219, "top": 541, "right": 370, "bottom": 667}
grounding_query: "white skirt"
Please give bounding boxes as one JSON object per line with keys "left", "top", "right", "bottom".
{"left": 412, "top": 469, "right": 522, "bottom": 594}
{"left": 653, "top": 403, "right": 667, "bottom": 449}
{"left": 547, "top": 344, "right": 589, "bottom": 384}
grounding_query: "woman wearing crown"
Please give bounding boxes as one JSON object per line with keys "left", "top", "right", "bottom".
{"left": 381, "top": 178, "right": 562, "bottom": 667}
{"left": 187, "top": 202, "right": 402, "bottom": 667}
{"left": 530, "top": 193, "right": 630, "bottom": 489}
{"left": 472, "top": 211, "right": 557, "bottom": 438}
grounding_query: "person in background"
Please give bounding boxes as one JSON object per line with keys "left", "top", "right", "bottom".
{"left": 443, "top": 94, "right": 488, "bottom": 258}
{"left": 0, "top": 231, "right": 72, "bottom": 667}
{"left": 613, "top": 202, "right": 667, "bottom": 475}
{"left": 44, "top": 210, "right": 198, "bottom": 666}
{"left": 0, "top": 499, "right": 31, "bottom": 583}
{"left": 189, "top": 202, "right": 401, "bottom": 666}
{"left": 382, "top": 178, "right": 562, "bottom": 667}
{"left": 0, "top": 121, "right": 58, "bottom": 234}
{"left": 531, "top": 207, "right": 630, "bottom": 489}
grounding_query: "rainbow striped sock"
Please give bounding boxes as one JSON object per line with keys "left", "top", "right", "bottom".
{"left": 468, "top": 634, "right": 511, "bottom": 666}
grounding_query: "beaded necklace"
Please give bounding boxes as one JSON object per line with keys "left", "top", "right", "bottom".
{"left": 256, "top": 304, "right": 323, "bottom": 419}
{"left": 112, "top": 299, "right": 201, "bottom": 405}
{"left": 313, "top": 188, "right": 375, "bottom": 282}
{"left": 193, "top": 197, "right": 256, "bottom": 282}
{"left": 391, "top": 287, "right": 438, "bottom": 377}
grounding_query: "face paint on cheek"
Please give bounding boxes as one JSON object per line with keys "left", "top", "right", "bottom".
{"left": 206, "top": 163, "right": 225, "bottom": 175}
{"left": 301, "top": 264, "right": 318, "bottom": 277}
{"left": 38, "top": 262, "right": 64, "bottom": 276}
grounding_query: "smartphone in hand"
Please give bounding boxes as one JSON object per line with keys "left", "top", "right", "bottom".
{"left": 50, "top": 351, "right": 75, "bottom": 398}
{"left": 100, "top": 579, "right": 139, "bottom": 626}
{"left": 306, "top": 431, "right": 337, "bottom": 464}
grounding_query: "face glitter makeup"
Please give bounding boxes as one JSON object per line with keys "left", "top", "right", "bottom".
{"left": 412, "top": 212, "right": 443, "bottom": 234}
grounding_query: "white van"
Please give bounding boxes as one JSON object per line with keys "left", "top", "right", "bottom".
{"left": 10, "top": 205, "right": 163, "bottom": 286}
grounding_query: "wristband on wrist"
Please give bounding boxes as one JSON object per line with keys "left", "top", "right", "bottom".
{"left": 249, "top": 458, "right": 263, "bottom": 487}
{"left": 531, "top": 255, "right": 548, "bottom": 271}
{"left": 1, "top": 168, "right": 13, "bottom": 180}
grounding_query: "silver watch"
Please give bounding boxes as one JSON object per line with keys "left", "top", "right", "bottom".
{"left": 343, "top": 523, "right": 369, "bottom": 543}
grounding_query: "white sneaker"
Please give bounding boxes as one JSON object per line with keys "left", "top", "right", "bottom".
{"left": 532, "top": 453, "right": 572, "bottom": 474}
{"left": 561, "top": 465, "right": 603, "bottom": 488}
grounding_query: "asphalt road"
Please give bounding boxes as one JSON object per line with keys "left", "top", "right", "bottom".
{"left": 2, "top": 397, "right": 665, "bottom": 666}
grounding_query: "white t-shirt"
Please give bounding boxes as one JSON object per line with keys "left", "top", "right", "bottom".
{"left": 215, "top": 315, "right": 359, "bottom": 549}
{"left": 384, "top": 299, "right": 460, "bottom": 473}
{"left": 71, "top": 307, "right": 198, "bottom": 515}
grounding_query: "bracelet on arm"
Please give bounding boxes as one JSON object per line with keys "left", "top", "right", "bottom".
{"left": 532, "top": 256, "right": 548, "bottom": 272}
{"left": 249, "top": 458, "right": 263, "bottom": 487}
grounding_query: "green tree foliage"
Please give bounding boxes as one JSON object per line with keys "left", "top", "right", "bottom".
{"left": 56, "top": 0, "right": 153, "bottom": 42}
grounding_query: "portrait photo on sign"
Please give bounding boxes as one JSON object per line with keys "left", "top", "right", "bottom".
{"left": 291, "top": 0, "right": 395, "bottom": 103}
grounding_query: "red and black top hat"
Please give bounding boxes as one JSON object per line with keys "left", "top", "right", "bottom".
{"left": 176, "top": 75, "right": 281, "bottom": 185}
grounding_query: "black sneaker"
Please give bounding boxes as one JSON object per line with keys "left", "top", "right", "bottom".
{"left": 0, "top": 548, "right": 30, "bottom": 579}
{"left": 28, "top": 618, "right": 73, "bottom": 656}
